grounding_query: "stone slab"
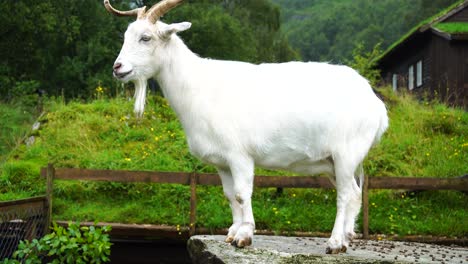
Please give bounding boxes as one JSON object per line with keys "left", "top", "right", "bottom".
{"left": 187, "top": 235, "right": 468, "bottom": 264}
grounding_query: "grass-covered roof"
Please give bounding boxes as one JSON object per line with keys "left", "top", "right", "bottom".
{"left": 376, "top": 0, "right": 468, "bottom": 63}
{"left": 434, "top": 22, "right": 468, "bottom": 33}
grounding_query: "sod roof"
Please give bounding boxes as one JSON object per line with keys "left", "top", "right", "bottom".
{"left": 376, "top": 0, "right": 468, "bottom": 63}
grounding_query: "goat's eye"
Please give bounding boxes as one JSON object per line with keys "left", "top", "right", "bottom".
{"left": 140, "top": 35, "right": 151, "bottom": 42}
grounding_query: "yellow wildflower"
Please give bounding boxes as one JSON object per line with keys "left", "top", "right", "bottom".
{"left": 96, "top": 85, "right": 104, "bottom": 93}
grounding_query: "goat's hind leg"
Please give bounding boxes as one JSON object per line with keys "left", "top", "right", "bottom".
{"left": 343, "top": 163, "right": 364, "bottom": 245}
{"left": 217, "top": 168, "right": 242, "bottom": 243}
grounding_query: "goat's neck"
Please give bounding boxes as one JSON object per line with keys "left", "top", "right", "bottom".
{"left": 155, "top": 36, "right": 203, "bottom": 125}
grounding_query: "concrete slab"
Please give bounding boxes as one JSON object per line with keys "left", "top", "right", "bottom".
{"left": 187, "top": 235, "right": 468, "bottom": 264}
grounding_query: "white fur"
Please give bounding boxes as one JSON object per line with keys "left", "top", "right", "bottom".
{"left": 112, "top": 19, "right": 388, "bottom": 253}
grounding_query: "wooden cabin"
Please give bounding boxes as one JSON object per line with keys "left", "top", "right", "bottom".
{"left": 377, "top": 1, "right": 468, "bottom": 107}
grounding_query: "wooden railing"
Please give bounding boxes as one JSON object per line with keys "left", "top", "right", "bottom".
{"left": 40, "top": 164, "right": 468, "bottom": 238}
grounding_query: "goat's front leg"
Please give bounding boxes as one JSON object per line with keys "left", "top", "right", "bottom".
{"left": 217, "top": 168, "right": 242, "bottom": 243}
{"left": 228, "top": 157, "right": 255, "bottom": 248}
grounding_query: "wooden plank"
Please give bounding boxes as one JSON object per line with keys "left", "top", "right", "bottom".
{"left": 195, "top": 174, "right": 335, "bottom": 188}
{"left": 46, "top": 163, "right": 55, "bottom": 231}
{"left": 45, "top": 168, "right": 192, "bottom": 184}
{"left": 255, "top": 175, "right": 334, "bottom": 188}
{"left": 0, "top": 196, "right": 47, "bottom": 213}
{"left": 55, "top": 221, "right": 191, "bottom": 240}
{"left": 369, "top": 176, "right": 468, "bottom": 190}
{"left": 0, "top": 196, "right": 47, "bottom": 207}
{"left": 54, "top": 221, "right": 331, "bottom": 241}
{"left": 189, "top": 173, "right": 197, "bottom": 236}
{"left": 191, "top": 173, "right": 220, "bottom": 185}
{"left": 362, "top": 174, "right": 369, "bottom": 239}
{"left": 40, "top": 168, "right": 335, "bottom": 188}
{"left": 40, "top": 167, "right": 468, "bottom": 191}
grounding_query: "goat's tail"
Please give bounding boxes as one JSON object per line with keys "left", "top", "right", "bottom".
{"left": 353, "top": 163, "right": 364, "bottom": 194}
{"left": 372, "top": 103, "right": 389, "bottom": 147}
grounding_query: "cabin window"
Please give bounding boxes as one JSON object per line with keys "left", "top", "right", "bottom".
{"left": 392, "top": 74, "right": 398, "bottom": 91}
{"left": 408, "top": 65, "right": 414, "bottom": 90}
{"left": 416, "top": 60, "right": 423, "bottom": 87}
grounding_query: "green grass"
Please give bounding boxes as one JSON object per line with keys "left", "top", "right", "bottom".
{"left": 434, "top": 22, "right": 468, "bottom": 33}
{"left": 0, "top": 104, "right": 37, "bottom": 161}
{"left": 0, "top": 89, "right": 467, "bottom": 238}
{"left": 365, "top": 89, "right": 468, "bottom": 177}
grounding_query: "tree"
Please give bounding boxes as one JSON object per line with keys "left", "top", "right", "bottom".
{"left": 165, "top": 0, "right": 298, "bottom": 63}
{"left": 347, "top": 43, "right": 383, "bottom": 87}
{"left": 271, "top": 0, "right": 461, "bottom": 63}
{"left": 0, "top": 0, "right": 128, "bottom": 100}
{"left": 0, "top": 0, "right": 298, "bottom": 101}
{"left": 165, "top": 3, "right": 258, "bottom": 62}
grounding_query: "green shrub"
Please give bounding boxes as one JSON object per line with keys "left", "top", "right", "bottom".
{"left": 2, "top": 222, "right": 111, "bottom": 264}
{"left": 9, "top": 80, "right": 41, "bottom": 107}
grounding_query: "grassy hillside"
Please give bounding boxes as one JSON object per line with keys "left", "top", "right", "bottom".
{"left": 0, "top": 104, "right": 37, "bottom": 162}
{"left": 0, "top": 90, "right": 466, "bottom": 237}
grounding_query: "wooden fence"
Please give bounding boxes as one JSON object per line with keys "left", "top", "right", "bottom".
{"left": 40, "top": 164, "right": 468, "bottom": 239}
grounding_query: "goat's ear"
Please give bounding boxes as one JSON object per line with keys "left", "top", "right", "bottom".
{"left": 160, "top": 22, "right": 191, "bottom": 39}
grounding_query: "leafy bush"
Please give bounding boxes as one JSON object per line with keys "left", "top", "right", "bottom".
{"left": 7, "top": 80, "right": 41, "bottom": 107}
{"left": 2, "top": 222, "right": 111, "bottom": 264}
{"left": 347, "top": 43, "right": 382, "bottom": 87}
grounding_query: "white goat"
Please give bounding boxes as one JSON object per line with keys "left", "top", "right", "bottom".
{"left": 104, "top": 0, "right": 388, "bottom": 254}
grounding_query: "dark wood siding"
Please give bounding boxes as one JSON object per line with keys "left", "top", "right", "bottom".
{"left": 429, "top": 35, "right": 468, "bottom": 106}
{"left": 452, "top": 40, "right": 468, "bottom": 106}
{"left": 445, "top": 7, "right": 468, "bottom": 22}
{"left": 379, "top": 33, "right": 432, "bottom": 92}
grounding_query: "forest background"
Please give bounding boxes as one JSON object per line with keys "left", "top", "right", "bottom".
{"left": 0, "top": 0, "right": 460, "bottom": 103}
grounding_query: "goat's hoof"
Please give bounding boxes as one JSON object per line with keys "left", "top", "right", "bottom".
{"left": 325, "top": 247, "right": 336, "bottom": 254}
{"left": 325, "top": 245, "right": 346, "bottom": 254}
{"left": 341, "top": 245, "right": 347, "bottom": 253}
{"left": 232, "top": 237, "right": 252, "bottom": 248}
{"left": 225, "top": 236, "right": 234, "bottom": 243}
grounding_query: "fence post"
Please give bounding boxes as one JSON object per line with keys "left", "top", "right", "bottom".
{"left": 46, "top": 163, "right": 55, "bottom": 232}
{"left": 189, "top": 173, "right": 197, "bottom": 236}
{"left": 362, "top": 174, "right": 369, "bottom": 239}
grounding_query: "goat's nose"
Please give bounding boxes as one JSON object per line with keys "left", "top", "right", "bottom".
{"left": 113, "top": 62, "right": 122, "bottom": 71}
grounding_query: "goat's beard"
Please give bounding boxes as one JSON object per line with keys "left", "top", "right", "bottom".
{"left": 133, "top": 79, "right": 147, "bottom": 118}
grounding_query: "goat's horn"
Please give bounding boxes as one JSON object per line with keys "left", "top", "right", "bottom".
{"left": 103, "top": 0, "right": 147, "bottom": 19}
{"left": 146, "top": 0, "right": 184, "bottom": 24}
